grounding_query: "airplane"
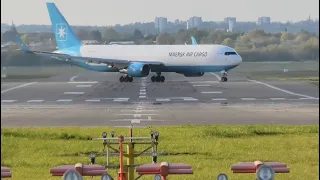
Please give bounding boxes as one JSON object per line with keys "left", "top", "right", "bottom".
{"left": 16, "top": 2, "right": 242, "bottom": 83}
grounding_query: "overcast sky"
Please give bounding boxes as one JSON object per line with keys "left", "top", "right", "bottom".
{"left": 1, "top": 0, "right": 319, "bottom": 26}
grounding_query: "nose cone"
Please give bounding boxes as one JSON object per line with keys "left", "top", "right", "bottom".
{"left": 237, "top": 55, "right": 242, "bottom": 64}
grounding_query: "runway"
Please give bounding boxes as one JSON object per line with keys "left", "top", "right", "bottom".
{"left": 1, "top": 71, "right": 319, "bottom": 127}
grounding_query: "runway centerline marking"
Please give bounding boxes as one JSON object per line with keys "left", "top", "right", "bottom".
{"left": 189, "top": 81, "right": 219, "bottom": 84}
{"left": 76, "top": 85, "right": 92, "bottom": 87}
{"left": 210, "top": 73, "right": 221, "bottom": 81}
{"left": 64, "top": 92, "right": 85, "bottom": 95}
{"left": 269, "top": 98, "right": 286, "bottom": 100}
{"left": 69, "top": 76, "right": 78, "bottom": 82}
{"left": 1, "top": 82, "right": 37, "bottom": 94}
{"left": 85, "top": 99, "right": 101, "bottom": 102}
{"left": 249, "top": 80, "right": 317, "bottom": 99}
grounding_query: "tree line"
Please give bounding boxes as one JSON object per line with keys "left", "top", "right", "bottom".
{"left": 1, "top": 27, "right": 319, "bottom": 66}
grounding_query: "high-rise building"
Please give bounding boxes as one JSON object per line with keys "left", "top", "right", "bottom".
{"left": 224, "top": 17, "right": 236, "bottom": 32}
{"left": 257, "top": 17, "right": 271, "bottom": 25}
{"left": 155, "top": 17, "right": 168, "bottom": 33}
{"left": 188, "top": 16, "right": 203, "bottom": 28}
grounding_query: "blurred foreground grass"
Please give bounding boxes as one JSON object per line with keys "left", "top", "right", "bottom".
{"left": 1, "top": 125, "right": 319, "bottom": 180}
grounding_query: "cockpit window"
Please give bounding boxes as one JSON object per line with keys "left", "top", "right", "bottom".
{"left": 225, "top": 52, "right": 237, "bottom": 55}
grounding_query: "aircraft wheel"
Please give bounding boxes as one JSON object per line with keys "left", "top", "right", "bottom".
{"left": 151, "top": 76, "right": 156, "bottom": 82}
{"left": 124, "top": 76, "right": 129, "bottom": 82}
{"left": 160, "top": 76, "right": 165, "bottom": 82}
{"left": 156, "top": 76, "right": 161, "bottom": 82}
{"left": 128, "top": 76, "right": 133, "bottom": 82}
{"left": 221, "top": 77, "right": 227, "bottom": 82}
{"left": 119, "top": 76, "right": 124, "bottom": 82}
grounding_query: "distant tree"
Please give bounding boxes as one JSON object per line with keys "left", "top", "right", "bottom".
{"left": 221, "top": 38, "right": 233, "bottom": 47}
{"left": 2, "top": 30, "right": 17, "bottom": 42}
{"left": 156, "top": 33, "right": 175, "bottom": 45}
{"left": 89, "top": 30, "right": 102, "bottom": 42}
{"left": 76, "top": 28, "right": 89, "bottom": 40}
{"left": 102, "top": 27, "right": 119, "bottom": 42}
{"left": 132, "top": 29, "right": 144, "bottom": 39}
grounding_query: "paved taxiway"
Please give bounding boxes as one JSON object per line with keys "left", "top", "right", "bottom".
{"left": 1, "top": 71, "right": 319, "bottom": 127}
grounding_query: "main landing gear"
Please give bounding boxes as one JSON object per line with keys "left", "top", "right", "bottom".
{"left": 151, "top": 72, "right": 165, "bottom": 82}
{"left": 119, "top": 75, "right": 133, "bottom": 82}
{"left": 221, "top": 71, "right": 228, "bottom": 82}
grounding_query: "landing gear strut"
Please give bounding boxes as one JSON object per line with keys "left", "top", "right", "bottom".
{"left": 119, "top": 75, "right": 133, "bottom": 82}
{"left": 221, "top": 71, "right": 228, "bottom": 82}
{"left": 151, "top": 72, "right": 165, "bottom": 82}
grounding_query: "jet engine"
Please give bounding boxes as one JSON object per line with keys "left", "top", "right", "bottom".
{"left": 127, "top": 62, "right": 151, "bottom": 77}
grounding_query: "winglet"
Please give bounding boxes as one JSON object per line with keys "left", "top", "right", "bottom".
{"left": 15, "top": 35, "right": 31, "bottom": 53}
{"left": 191, "top": 37, "right": 198, "bottom": 45}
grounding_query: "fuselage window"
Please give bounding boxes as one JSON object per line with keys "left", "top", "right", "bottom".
{"left": 225, "top": 52, "right": 237, "bottom": 55}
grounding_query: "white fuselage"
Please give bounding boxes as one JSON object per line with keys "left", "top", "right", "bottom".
{"left": 79, "top": 44, "right": 242, "bottom": 68}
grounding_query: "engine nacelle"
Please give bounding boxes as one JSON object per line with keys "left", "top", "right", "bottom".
{"left": 183, "top": 72, "right": 205, "bottom": 77}
{"left": 127, "top": 62, "right": 151, "bottom": 77}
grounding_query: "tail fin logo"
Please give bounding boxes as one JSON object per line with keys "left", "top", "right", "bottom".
{"left": 56, "top": 23, "right": 67, "bottom": 41}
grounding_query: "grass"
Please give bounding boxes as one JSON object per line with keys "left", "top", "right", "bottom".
{"left": 1, "top": 125, "right": 319, "bottom": 180}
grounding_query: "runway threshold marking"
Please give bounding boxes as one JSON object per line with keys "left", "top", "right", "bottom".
{"left": 56, "top": 99, "right": 72, "bottom": 102}
{"left": 212, "top": 98, "right": 227, "bottom": 100}
{"left": 1, "top": 82, "right": 37, "bottom": 94}
{"left": 241, "top": 98, "right": 256, "bottom": 100}
{"left": 249, "top": 80, "right": 317, "bottom": 99}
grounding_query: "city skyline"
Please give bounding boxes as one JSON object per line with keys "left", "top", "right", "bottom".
{"left": 1, "top": 0, "right": 319, "bottom": 26}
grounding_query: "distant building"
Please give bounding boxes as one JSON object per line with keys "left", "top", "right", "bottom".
{"left": 257, "top": 17, "right": 271, "bottom": 25}
{"left": 155, "top": 17, "right": 168, "bottom": 33}
{"left": 188, "top": 16, "right": 203, "bottom": 28}
{"left": 224, "top": 17, "right": 236, "bottom": 32}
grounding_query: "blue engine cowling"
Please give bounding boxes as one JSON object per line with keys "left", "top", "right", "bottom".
{"left": 183, "top": 72, "right": 205, "bottom": 77}
{"left": 127, "top": 62, "right": 151, "bottom": 77}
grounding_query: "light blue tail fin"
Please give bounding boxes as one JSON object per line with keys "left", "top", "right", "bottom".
{"left": 191, "top": 37, "right": 198, "bottom": 45}
{"left": 46, "top": 2, "right": 82, "bottom": 50}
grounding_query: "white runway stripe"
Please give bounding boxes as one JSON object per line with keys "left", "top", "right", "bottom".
{"left": 193, "top": 84, "right": 211, "bottom": 87}
{"left": 1, "top": 82, "right": 37, "bottom": 94}
{"left": 68, "top": 81, "right": 98, "bottom": 84}
{"left": 57, "top": 99, "right": 72, "bottom": 102}
{"left": 113, "top": 98, "right": 129, "bottom": 102}
{"left": 201, "top": 91, "right": 222, "bottom": 94}
{"left": 212, "top": 98, "right": 227, "bottom": 100}
{"left": 85, "top": 99, "right": 101, "bottom": 102}
{"left": 156, "top": 98, "right": 171, "bottom": 101}
{"left": 76, "top": 85, "right": 92, "bottom": 87}
{"left": 269, "top": 98, "right": 286, "bottom": 100}
{"left": 27, "top": 100, "right": 44, "bottom": 103}
{"left": 1, "top": 100, "right": 17, "bottom": 103}
{"left": 139, "top": 92, "right": 146, "bottom": 95}
{"left": 64, "top": 92, "right": 85, "bottom": 95}
{"left": 241, "top": 98, "right": 256, "bottom": 100}
{"left": 249, "top": 80, "right": 316, "bottom": 99}
{"left": 139, "top": 96, "right": 146, "bottom": 98}
{"left": 183, "top": 97, "right": 198, "bottom": 101}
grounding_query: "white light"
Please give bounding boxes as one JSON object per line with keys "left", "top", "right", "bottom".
{"left": 256, "top": 165, "right": 275, "bottom": 180}
{"left": 217, "top": 173, "right": 228, "bottom": 180}
{"left": 152, "top": 152, "right": 157, "bottom": 157}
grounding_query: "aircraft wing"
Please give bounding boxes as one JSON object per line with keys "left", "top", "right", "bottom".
{"left": 16, "top": 35, "right": 165, "bottom": 66}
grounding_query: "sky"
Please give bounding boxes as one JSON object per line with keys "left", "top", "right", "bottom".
{"left": 1, "top": 0, "right": 319, "bottom": 26}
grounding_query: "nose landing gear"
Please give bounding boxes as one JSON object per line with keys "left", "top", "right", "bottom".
{"left": 221, "top": 71, "right": 228, "bottom": 82}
